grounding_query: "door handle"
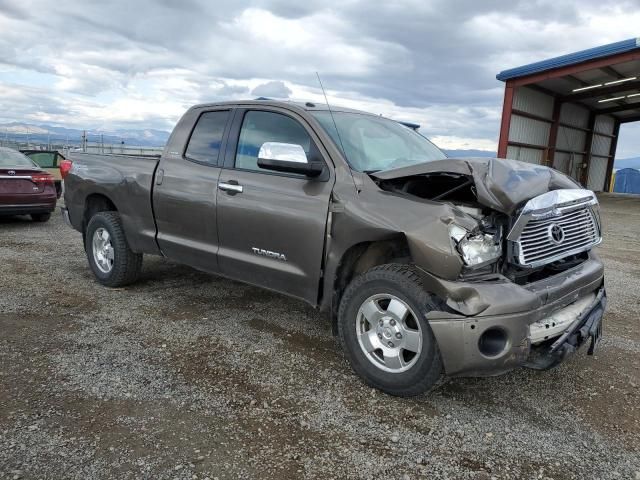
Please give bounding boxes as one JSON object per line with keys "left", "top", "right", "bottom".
{"left": 156, "top": 168, "right": 164, "bottom": 185}
{"left": 218, "top": 182, "right": 243, "bottom": 194}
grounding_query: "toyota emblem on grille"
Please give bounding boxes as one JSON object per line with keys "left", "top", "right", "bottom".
{"left": 548, "top": 223, "right": 565, "bottom": 245}
{"left": 8, "top": 170, "right": 15, "bottom": 176}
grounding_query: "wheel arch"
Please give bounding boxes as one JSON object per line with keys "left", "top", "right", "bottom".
{"left": 83, "top": 193, "right": 118, "bottom": 235}
{"left": 329, "top": 235, "right": 412, "bottom": 334}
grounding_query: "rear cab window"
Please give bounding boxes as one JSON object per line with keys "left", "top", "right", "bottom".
{"left": 184, "top": 110, "right": 230, "bottom": 165}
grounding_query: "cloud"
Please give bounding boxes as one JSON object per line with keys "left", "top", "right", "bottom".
{"left": 0, "top": 0, "right": 639, "bottom": 155}
{"left": 251, "top": 80, "right": 292, "bottom": 98}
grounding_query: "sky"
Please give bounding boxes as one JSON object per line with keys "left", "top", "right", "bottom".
{"left": 0, "top": 0, "right": 639, "bottom": 157}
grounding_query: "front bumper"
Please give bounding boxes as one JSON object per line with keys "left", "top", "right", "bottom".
{"left": 524, "top": 287, "right": 605, "bottom": 370}
{"left": 422, "top": 255, "right": 605, "bottom": 377}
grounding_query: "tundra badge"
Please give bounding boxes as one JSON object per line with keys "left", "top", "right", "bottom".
{"left": 252, "top": 247, "right": 287, "bottom": 261}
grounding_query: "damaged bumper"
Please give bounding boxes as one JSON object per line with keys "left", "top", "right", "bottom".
{"left": 422, "top": 256, "right": 605, "bottom": 377}
{"left": 524, "top": 287, "right": 605, "bottom": 370}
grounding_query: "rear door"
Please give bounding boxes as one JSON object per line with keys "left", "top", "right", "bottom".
{"left": 152, "top": 108, "right": 232, "bottom": 272}
{"left": 216, "top": 107, "right": 334, "bottom": 303}
{"left": 22, "top": 151, "right": 63, "bottom": 195}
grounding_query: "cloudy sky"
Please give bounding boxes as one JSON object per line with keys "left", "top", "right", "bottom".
{"left": 0, "top": 0, "right": 639, "bottom": 156}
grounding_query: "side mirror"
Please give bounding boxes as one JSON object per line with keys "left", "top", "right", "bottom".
{"left": 257, "top": 142, "right": 323, "bottom": 177}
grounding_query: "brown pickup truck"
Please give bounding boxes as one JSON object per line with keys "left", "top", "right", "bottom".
{"left": 62, "top": 100, "right": 606, "bottom": 396}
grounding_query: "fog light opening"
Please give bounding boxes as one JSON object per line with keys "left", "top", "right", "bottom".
{"left": 478, "top": 327, "right": 508, "bottom": 357}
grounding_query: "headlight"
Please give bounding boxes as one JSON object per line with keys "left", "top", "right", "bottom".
{"left": 450, "top": 224, "right": 501, "bottom": 267}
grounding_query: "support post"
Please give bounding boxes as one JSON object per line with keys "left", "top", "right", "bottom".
{"left": 547, "top": 99, "right": 562, "bottom": 167}
{"left": 581, "top": 111, "right": 596, "bottom": 186}
{"left": 497, "top": 81, "right": 514, "bottom": 158}
{"left": 604, "top": 121, "right": 620, "bottom": 192}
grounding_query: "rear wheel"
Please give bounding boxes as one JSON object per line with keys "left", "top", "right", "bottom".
{"left": 31, "top": 213, "right": 51, "bottom": 222}
{"left": 338, "top": 264, "right": 443, "bottom": 396}
{"left": 85, "top": 211, "right": 142, "bottom": 287}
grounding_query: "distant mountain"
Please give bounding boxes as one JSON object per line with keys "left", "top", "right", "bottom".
{"left": 0, "top": 122, "right": 170, "bottom": 147}
{"left": 443, "top": 149, "right": 496, "bottom": 158}
{"left": 0, "top": 122, "right": 502, "bottom": 155}
{"left": 614, "top": 157, "right": 640, "bottom": 170}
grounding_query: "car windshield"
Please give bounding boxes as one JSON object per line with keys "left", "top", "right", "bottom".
{"left": 0, "top": 148, "right": 38, "bottom": 168}
{"left": 311, "top": 111, "right": 447, "bottom": 172}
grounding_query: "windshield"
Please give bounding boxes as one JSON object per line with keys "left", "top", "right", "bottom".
{"left": 311, "top": 111, "right": 447, "bottom": 172}
{"left": 0, "top": 148, "right": 38, "bottom": 168}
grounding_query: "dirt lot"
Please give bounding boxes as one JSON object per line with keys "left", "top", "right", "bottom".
{"left": 1, "top": 194, "right": 639, "bottom": 479}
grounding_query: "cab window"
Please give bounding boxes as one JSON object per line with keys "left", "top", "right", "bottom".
{"left": 185, "top": 110, "right": 230, "bottom": 165}
{"left": 235, "top": 111, "right": 311, "bottom": 172}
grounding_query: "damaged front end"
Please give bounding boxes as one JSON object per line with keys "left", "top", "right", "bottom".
{"left": 371, "top": 158, "right": 602, "bottom": 286}
{"left": 368, "top": 157, "right": 606, "bottom": 376}
{"left": 372, "top": 167, "right": 509, "bottom": 280}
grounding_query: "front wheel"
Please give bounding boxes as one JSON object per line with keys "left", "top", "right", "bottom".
{"left": 85, "top": 211, "right": 142, "bottom": 287}
{"left": 338, "top": 264, "right": 443, "bottom": 397}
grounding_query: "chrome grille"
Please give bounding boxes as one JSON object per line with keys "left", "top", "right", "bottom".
{"left": 508, "top": 189, "right": 602, "bottom": 268}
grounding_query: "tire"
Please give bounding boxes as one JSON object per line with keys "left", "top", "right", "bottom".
{"left": 85, "top": 211, "right": 142, "bottom": 287}
{"left": 338, "top": 264, "right": 443, "bottom": 397}
{"left": 31, "top": 212, "right": 51, "bottom": 222}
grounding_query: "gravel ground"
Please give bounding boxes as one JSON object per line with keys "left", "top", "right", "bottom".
{"left": 1, "top": 194, "right": 639, "bottom": 479}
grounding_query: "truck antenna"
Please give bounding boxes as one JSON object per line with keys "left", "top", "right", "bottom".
{"left": 316, "top": 72, "right": 348, "bottom": 162}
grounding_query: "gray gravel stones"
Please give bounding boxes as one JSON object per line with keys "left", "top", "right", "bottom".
{"left": 1, "top": 195, "right": 639, "bottom": 479}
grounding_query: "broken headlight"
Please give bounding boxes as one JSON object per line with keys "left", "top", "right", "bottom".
{"left": 450, "top": 224, "right": 501, "bottom": 268}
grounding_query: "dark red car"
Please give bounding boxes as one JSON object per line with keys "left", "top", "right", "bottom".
{"left": 0, "top": 147, "right": 57, "bottom": 222}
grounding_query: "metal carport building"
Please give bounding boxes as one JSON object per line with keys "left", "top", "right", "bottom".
{"left": 496, "top": 38, "right": 640, "bottom": 191}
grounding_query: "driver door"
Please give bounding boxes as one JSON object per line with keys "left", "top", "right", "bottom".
{"left": 216, "top": 108, "right": 334, "bottom": 303}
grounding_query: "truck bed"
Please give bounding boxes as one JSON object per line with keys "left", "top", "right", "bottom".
{"left": 65, "top": 152, "right": 162, "bottom": 255}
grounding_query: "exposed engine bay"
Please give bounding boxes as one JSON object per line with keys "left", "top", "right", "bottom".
{"left": 376, "top": 172, "right": 478, "bottom": 205}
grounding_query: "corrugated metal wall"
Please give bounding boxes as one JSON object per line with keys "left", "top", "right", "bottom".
{"left": 594, "top": 115, "right": 615, "bottom": 135}
{"left": 507, "top": 87, "right": 553, "bottom": 164}
{"left": 559, "top": 103, "right": 589, "bottom": 128}
{"left": 512, "top": 87, "right": 554, "bottom": 118}
{"left": 586, "top": 114, "right": 616, "bottom": 191}
{"left": 502, "top": 86, "right": 618, "bottom": 191}
{"left": 555, "top": 103, "right": 590, "bottom": 185}
{"left": 591, "top": 134, "right": 611, "bottom": 157}
{"left": 554, "top": 151, "right": 583, "bottom": 179}
{"left": 587, "top": 156, "right": 609, "bottom": 191}
{"left": 506, "top": 145, "right": 543, "bottom": 164}
{"left": 556, "top": 125, "right": 586, "bottom": 152}
{"left": 509, "top": 115, "right": 550, "bottom": 145}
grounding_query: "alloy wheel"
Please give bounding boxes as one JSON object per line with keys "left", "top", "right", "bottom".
{"left": 355, "top": 294, "right": 422, "bottom": 373}
{"left": 92, "top": 227, "right": 115, "bottom": 274}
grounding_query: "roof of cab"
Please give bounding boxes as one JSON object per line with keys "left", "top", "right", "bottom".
{"left": 189, "top": 99, "right": 370, "bottom": 115}
{"left": 188, "top": 100, "right": 423, "bottom": 132}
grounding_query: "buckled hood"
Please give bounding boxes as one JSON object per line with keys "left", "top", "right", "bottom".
{"left": 371, "top": 157, "right": 582, "bottom": 214}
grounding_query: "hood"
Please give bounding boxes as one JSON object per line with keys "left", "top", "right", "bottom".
{"left": 371, "top": 157, "right": 581, "bottom": 214}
